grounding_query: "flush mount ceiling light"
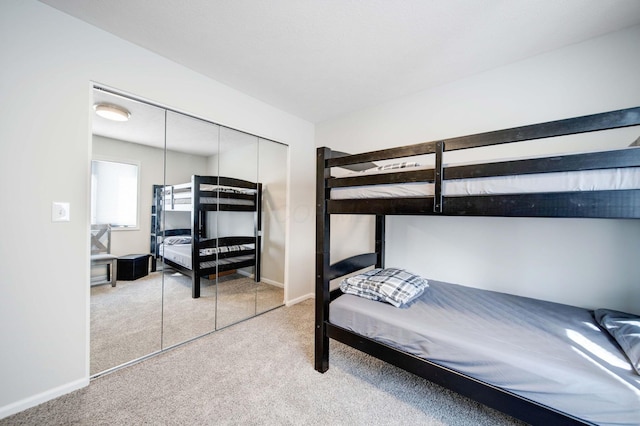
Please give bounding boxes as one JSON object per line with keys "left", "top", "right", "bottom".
{"left": 93, "top": 103, "right": 131, "bottom": 122}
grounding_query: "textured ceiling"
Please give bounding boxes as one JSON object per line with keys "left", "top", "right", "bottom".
{"left": 42, "top": 0, "right": 640, "bottom": 123}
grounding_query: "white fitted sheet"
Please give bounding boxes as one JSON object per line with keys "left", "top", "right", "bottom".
{"left": 160, "top": 243, "right": 191, "bottom": 269}
{"left": 331, "top": 167, "right": 640, "bottom": 199}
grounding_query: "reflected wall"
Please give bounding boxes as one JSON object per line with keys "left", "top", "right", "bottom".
{"left": 257, "top": 139, "right": 288, "bottom": 314}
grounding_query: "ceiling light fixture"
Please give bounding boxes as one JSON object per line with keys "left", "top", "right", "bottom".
{"left": 93, "top": 103, "right": 131, "bottom": 122}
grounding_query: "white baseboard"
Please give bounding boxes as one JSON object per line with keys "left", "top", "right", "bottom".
{"left": 260, "top": 277, "right": 284, "bottom": 288}
{"left": 235, "top": 270, "right": 283, "bottom": 288}
{"left": 286, "top": 292, "right": 314, "bottom": 306}
{"left": 235, "top": 269, "right": 253, "bottom": 278}
{"left": 0, "top": 377, "right": 89, "bottom": 420}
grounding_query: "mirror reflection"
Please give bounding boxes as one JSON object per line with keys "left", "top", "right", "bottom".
{"left": 90, "top": 91, "right": 165, "bottom": 375}
{"left": 215, "top": 127, "right": 260, "bottom": 329}
{"left": 161, "top": 111, "right": 220, "bottom": 347}
{"left": 89, "top": 87, "right": 287, "bottom": 376}
{"left": 256, "top": 139, "right": 287, "bottom": 314}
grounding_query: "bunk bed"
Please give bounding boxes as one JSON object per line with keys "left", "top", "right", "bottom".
{"left": 315, "top": 106, "right": 640, "bottom": 425}
{"left": 158, "top": 175, "right": 261, "bottom": 298}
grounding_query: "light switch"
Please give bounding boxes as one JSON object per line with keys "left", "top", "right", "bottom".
{"left": 52, "top": 202, "right": 70, "bottom": 222}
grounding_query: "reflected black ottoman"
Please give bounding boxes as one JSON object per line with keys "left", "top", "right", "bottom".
{"left": 116, "top": 254, "right": 150, "bottom": 281}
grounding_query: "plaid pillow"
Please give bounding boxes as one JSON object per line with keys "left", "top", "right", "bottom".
{"left": 340, "top": 268, "right": 428, "bottom": 307}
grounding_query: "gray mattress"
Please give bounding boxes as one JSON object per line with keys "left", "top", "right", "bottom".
{"left": 330, "top": 280, "right": 640, "bottom": 425}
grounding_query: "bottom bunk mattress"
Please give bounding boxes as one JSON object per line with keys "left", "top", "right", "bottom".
{"left": 329, "top": 280, "right": 640, "bottom": 425}
{"left": 160, "top": 242, "right": 255, "bottom": 270}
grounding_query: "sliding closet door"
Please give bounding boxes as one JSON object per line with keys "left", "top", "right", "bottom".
{"left": 90, "top": 86, "right": 288, "bottom": 376}
{"left": 256, "top": 139, "right": 287, "bottom": 314}
{"left": 162, "top": 111, "right": 219, "bottom": 347}
{"left": 216, "top": 127, "right": 259, "bottom": 329}
{"left": 90, "top": 88, "right": 165, "bottom": 375}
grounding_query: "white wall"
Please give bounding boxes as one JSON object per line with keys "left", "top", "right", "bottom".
{"left": 317, "top": 25, "right": 640, "bottom": 314}
{"left": 0, "top": 0, "right": 315, "bottom": 418}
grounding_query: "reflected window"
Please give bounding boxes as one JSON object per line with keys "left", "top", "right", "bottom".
{"left": 91, "top": 159, "right": 139, "bottom": 228}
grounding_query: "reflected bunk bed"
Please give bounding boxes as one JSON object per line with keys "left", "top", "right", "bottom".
{"left": 160, "top": 175, "right": 261, "bottom": 298}
{"left": 315, "top": 106, "right": 640, "bottom": 425}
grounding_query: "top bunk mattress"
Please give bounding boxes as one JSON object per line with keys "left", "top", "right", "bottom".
{"left": 331, "top": 163, "right": 640, "bottom": 200}
{"left": 163, "top": 181, "right": 258, "bottom": 210}
{"left": 165, "top": 188, "right": 256, "bottom": 207}
{"left": 169, "top": 197, "right": 255, "bottom": 207}
{"left": 329, "top": 280, "right": 640, "bottom": 425}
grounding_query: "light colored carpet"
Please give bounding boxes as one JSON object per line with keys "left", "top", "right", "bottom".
{"left": 91, "top": 269, "right": 283, "bottom": 375}
{"left": 3, "top": 300, "right": 523, "bottom": 426}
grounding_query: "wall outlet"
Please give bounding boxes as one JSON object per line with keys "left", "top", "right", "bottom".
{"left": 52, "top": 202, "right": 70, "bottom": 222}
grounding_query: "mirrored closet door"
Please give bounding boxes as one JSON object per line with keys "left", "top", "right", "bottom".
{"left": 256, "top": 139, "right": 288, "bottom": 314}
{"left": 89, "top": 87, "right": 287, "bottom": 376}
{"left": 216, "top": 127, "right": 259, "bottom": 329}
{"left": 162, "top": 111, "right": 220, "bottom": 347}
{"left": 90, "top": 90, "right": 165, "bottom": 375}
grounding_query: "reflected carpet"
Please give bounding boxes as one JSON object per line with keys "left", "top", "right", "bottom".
{"left": 90, "top": 269, "right": 283, "bottom": 375}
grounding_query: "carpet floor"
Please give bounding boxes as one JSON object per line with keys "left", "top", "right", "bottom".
{"left": 2, "top": 300, "right": 523, "bottom": 425}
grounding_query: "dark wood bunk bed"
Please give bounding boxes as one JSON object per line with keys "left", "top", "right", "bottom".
{"left": 315, "top": 106, "right": 640, "bottom": 425}
{"left": 158, "top": 175, "right": 262, "bottom": 298}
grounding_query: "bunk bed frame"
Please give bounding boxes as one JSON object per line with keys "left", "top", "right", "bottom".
{"left": 159, "top": 175, "right": 262, "bottom": 298}
{"left": 315, "top": 106, "right": 640, "bottom": 425}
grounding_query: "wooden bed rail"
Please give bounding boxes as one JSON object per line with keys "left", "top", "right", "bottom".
{"left": 218, "top": 175, "right": 260, "bottom": 189}
{"left": 327, "top": 253, "right": 378, "bottom": 281}
{"left": 324, "top": 147, "right": 640, "bottom": 189}
{"left": 325, "top": 106, "right": 640, "bottom": 169}
{"left": 319, "top": 106, "right": 640, "bottom": 219}
{"left": 326, "top": 323, "right": 590, "bottom": 425}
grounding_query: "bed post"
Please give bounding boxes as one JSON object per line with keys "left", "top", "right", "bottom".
{"left": 315, "top": 147, "right": 331, "bottom": 372}
{"left": 255, "top": 182, "right": 262, "bottom": 282}
{"left": 191, "top": 175, "right": 201, "bottom": 298}
{"left": 434, "top": 141, "right": 444, "bottom": 214}
{"left": 375, "top": 215, "right": 385, "bottom": 268}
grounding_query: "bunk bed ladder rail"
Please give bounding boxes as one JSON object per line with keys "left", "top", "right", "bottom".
{"left": 255, "top": 182, "right": 262, "bottom": 282}
{"left": 191, "top": 175, "right": 203, "bottom": 298}
{"left": 316, "top": 147, "right": 387, "bottom": 372}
